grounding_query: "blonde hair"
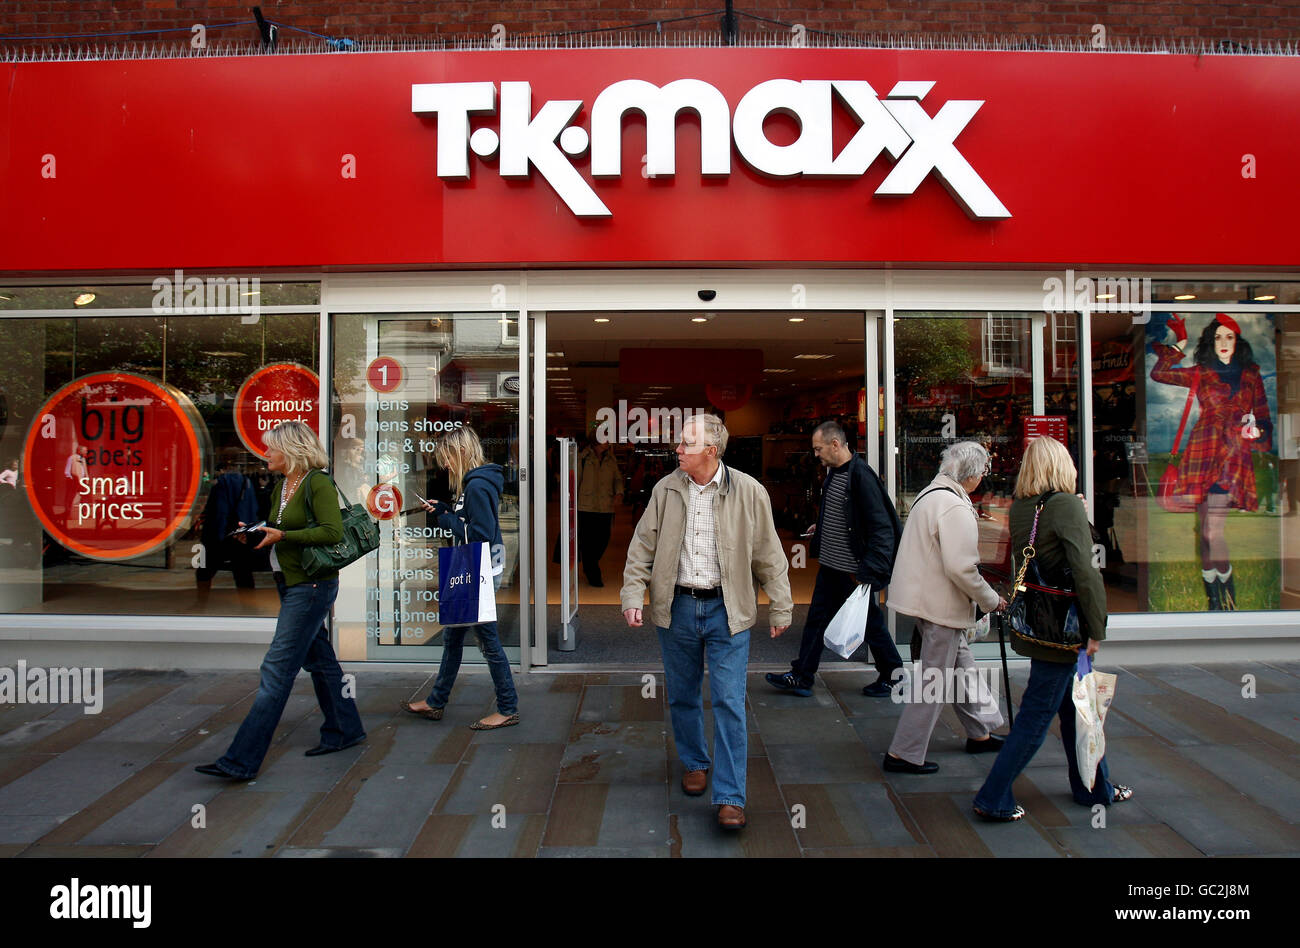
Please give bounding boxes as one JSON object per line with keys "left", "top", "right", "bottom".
{"left": 1014, "top": 436, "right": 1077, "bottom": 498}
{"left": 434, "top": 425, "right": 485, "bottom": 497}
{"left": 263, "top": 421, "right": 329, "bottom": 475}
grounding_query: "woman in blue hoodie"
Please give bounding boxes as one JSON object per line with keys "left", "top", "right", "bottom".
{"left": 401, "top": 426, "right": 519, "bottom": 730}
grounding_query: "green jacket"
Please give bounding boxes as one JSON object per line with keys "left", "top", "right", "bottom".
{"left": 1008, "top": 491, "right": 1106, "bottom": 663}
{"left": 270, "top": 469, "right": 344, "bottom": 587}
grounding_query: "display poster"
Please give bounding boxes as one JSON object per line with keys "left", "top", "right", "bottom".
{"left": 233, "top": 363, "right": 320, "bottom": 459}
{"left": 1144, "top": 312, "right": 1280, "bottom": 612}
{"left": 22, "top": 372, "right": 208, "bottom": 560}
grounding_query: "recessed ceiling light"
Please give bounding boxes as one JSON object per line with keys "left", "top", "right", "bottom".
{"left": 74, "top": 293, "right": 96, "bottom": 306}
{"left": 1254, "top": 294, "right": 1276, "bottom": 301}
{"left": 763, "top": 368, "right": 794, "bottom": 374}
{"left": 1174, "top": 294, "right": 1196, "bottom": 301}
{"left": 594, "top": 318, "right": 610, "bottom": 323}
{"left": 788, "top": 317, "right": 805, "bottom": 323}
{"left": 793, "top": 353, "right": 833, "bottom": 360}
{"left": 546, "top": 351, "right": 565, "bottom": 357}
{"left": 549, "top": 366, "right": 569, "bottom": 371}
{"left": 691, "top": 317, "right": 708, "bottom": 323}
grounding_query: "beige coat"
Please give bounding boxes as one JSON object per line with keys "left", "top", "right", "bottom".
{"left": 886, "top": 473, "right": 1000, "bottom": 629}
{"left": 576, "top": 448, "right": 622, "bottom": 513}
{"left": 621, "top": 464, "right": 793, "bottom": 635}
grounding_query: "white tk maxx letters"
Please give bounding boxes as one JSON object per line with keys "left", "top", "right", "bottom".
{"left": 411, "top": 78, "right": 1011, "bottom": 220}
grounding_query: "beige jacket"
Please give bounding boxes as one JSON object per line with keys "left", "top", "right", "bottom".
{"left": 576, "top": 448, "right": 622, "bottom": 513}
{"left": 886, "top": 473, "right": 1000, "bottom": 629}
{"left": 621, "top": 464, "right": 793, "bottom": 635}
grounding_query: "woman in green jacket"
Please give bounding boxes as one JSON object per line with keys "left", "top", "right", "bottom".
{"left": 196, "top": 421, "right": 366, "bottom": 780}
{"left": 971, "top": 436, "right": 1132, "bottom": 821}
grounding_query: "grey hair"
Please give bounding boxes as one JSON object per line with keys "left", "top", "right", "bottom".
{"left": 684, "top": 412, "right": 729, "bottom": 457}
{"left": 939, "top": 441, "right": 989, "bottom": 481}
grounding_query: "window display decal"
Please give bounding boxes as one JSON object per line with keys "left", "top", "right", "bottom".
{"left": 233, "top": 362, "right": 320, "bottom": 460}
{"left": 1145, "top": 312, "right": 1279, "bottom": 612}
{"left": 22, "top": 372, "right": 208, "bottom": 561}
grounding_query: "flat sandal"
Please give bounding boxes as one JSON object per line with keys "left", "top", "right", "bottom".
{"left": 469, "top": 713, "right": 520, "bottom": 731}
{"left": 399, "top": 700, "right": 443, "bottom": 721}
{"left": 973, "top": 804, "right": 1025, "bottom": 823}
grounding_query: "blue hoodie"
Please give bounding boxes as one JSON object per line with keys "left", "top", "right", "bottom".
{"left": 435, "top": 463, "right": 505, "bottom": 549}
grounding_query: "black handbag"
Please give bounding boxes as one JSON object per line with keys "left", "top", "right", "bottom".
{"left": 297, "top": 471, "right": 381, "bottom": 579}
{"left": 1005, "top": 492, "right": 1084, "bottom": 653}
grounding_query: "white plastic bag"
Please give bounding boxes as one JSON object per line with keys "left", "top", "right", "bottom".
{"left": 963, "top": 614, "right": 992, "bottom": 642}
{"left": 823, "top": 584, "right": 872, "bottom": 659}
{"left": 1072, "top": 653, "right": 1118, "bottom": 790}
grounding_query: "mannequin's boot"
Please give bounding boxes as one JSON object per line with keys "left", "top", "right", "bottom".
{"left": 1219, "top": 565, "right": 1237, "bottom": 610}
{"left": 1202, "top": 569, "right": 1223, "bottom": 610}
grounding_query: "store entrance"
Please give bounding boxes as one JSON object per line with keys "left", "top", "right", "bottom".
{"left": 542, "top": 311, "right": 872, "bottom": 665}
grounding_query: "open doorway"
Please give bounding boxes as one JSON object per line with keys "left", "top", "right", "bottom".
{"left": 543, "top": 310, "right": 870, "bottom": 664}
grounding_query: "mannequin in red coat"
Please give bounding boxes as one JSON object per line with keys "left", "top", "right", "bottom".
{"left": 1151, "top": 314, "right": 1272, "bottom": 610}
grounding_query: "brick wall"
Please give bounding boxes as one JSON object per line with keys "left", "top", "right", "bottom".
{"left": 1, "top": 2, "right": 1297, "bottom": 48}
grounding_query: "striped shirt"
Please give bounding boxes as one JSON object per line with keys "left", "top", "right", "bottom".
{"left": 817, "top": 464, "right": 858, "bottom": 573}
{"left": 676, "top": 463, "right": 724, "bottom": 588}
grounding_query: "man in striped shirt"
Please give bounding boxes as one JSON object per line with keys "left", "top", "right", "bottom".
{"left": 766, "top": 420, "right": 904, "bottom": 698}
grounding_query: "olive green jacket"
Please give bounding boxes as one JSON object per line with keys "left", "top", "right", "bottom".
{"left": 270, "top": 470, "right": 345, "bottom": 587}
{"left": 1008, "top": 491, "right": 1106, "bottom": 663}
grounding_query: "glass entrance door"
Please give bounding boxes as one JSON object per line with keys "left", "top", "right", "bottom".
{"left": 330, "top": 312, "right": 527, "bottom": 665}
{"left": 892, "top": 312, "right": 1035, "bottom": 583}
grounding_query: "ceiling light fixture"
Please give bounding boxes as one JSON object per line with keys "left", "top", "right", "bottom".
{"left": 788, "top": 317, "right": 805, "bottom": 323}
{"left": 1254, "top": 294, "right": 1276, "bottom": 301}
{"left": 1174, "top": 294, "right": 1196, "bottom": 301}
{"left": 594, "top": 318, "right": 610, "bottom": 323}
{"left": 793, "top": 353, "right": 833, "bottom": 360}
{"left": 74, "top": 293, "right": 96, "bottom": 306}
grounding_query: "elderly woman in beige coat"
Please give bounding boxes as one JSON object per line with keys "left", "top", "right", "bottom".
{"left": 883, "top": 441, "right": 1007, "bottom": 774}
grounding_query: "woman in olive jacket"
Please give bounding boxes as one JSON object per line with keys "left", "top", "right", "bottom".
{"left": 971, "top": 436, "right": 1133, "bottom": 822}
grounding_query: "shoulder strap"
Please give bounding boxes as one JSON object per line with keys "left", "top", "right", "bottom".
{"left": 916, "top": 485, "right": 959, "bottom": 505}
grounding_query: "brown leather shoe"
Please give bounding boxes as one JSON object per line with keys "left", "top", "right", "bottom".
{"left": 717, "top": 804, "right": 746, "bottom": 829}
{"left": 681, "top": 769, "right": 708, "bottom": 796}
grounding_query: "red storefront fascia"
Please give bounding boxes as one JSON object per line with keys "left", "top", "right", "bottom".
{"left": 1, "top": 47, "right": 1298, "bottom": 274}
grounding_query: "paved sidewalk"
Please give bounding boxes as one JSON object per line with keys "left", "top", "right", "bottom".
{"left": 0, "top": 661, "right": 1297, "bottom": 857}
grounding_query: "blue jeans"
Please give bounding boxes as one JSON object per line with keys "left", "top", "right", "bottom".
{"left": 217, "top": 577, "right": 365, "bottom": 779}
{"left": 425, "top": 621, "right": 518, "bottom": 715}
{"left": 657, "top": 594, "right": 751, "bottom": 808}
{"left": 972, "top": 656, "right": 1116, "bottom": 818}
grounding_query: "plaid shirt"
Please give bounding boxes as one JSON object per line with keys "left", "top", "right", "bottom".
{"left": 1151, "top": 344, "right": 1272, "bottom": 510}
{"left": 676, "top": 464, "right": 724, "bottom": 588}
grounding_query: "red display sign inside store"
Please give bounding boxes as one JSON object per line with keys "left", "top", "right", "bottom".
{"left": 2, "top": 48, "right": 1298, "bottom": 272}
{"left": 22, "top": 373, "right": 207, "bottom": 561}
{"left": 233, "top": 363, "right": 321, "bottom": 460}
{"left": 1023, "top": 414, "right": 1070, "bottom": 454}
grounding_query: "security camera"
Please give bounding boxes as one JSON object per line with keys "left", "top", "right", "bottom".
{"left": 697, "top": 289, "right": 717, "bottom": 302}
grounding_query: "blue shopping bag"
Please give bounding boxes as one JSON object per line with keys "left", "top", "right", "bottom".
{"left": 437, "top": 541, "right": 498, "bottom": 627}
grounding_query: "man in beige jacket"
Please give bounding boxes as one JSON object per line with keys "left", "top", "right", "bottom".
{"left": 622, "top": 413, "right": 792, "bottom": 830}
